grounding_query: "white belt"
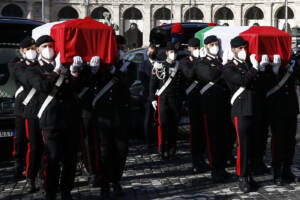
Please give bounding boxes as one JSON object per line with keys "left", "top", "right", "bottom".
{"left": 185, "top": 80, "right": 198, "bottom": 95}
{"left": 266, "top": 72, "right": 291, "bottom": 98}
{"left": 22, "top": 88, "right": 36, "bottom": 106}
{"left": 15, "top": 86, "right": 24, "bottom": 98}
{"left": 230, "top": 87, "right": 245, "bottom": 105}
{"left": 37, "top": 75, "right": 65, "bottom": 119}
{"left": 200, "top": 82, "right": 215, "bottom": 95}
{"left": 92, "top": 77, "right": 119, "bottom": 108}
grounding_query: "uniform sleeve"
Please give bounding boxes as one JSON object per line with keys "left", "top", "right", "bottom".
{"left": 149, "top": 70, "right": 159, "bottom": 102}
{"left": 293, "top": 56, "right": 300, "bottom": 79}
{"left": 14, "top": 63, "right": 29, "bottom": 87}
{"left": 222, "top": 63, "right": 257, "bottom": 87}
{"left": 26, "top": 66, "right": 57, "bottom": 93}
{"left": 179, "top": 58, "right": 195, "bottom": 81}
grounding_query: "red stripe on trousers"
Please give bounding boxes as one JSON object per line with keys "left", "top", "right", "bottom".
{"left": 12, "top": 136, "right": 16, "bottom": 157}
{"left": 157, "top": 97, "right": 162, "bottom": 152}
{"left": 188, "top": 110, "right": 192, "bottom": 153}
{"left": 203, "top": 114, "right": 212, "bottom": 168}
{"left": 79, "top": 124, "right": 88, "bottom": 171}
{"left": 234, "top": 117, "right": 241, "bottom": 176}
{"left": 25, "top": 119, "right": 30, "bottom": 178}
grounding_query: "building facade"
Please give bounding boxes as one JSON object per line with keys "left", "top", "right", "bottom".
{"left": 1, "top": 0, "right": 299, "bottom": 46}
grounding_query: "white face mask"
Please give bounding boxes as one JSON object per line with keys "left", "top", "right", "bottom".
{"left": 192, "top": 49, "right": 200, "bottom": 58}
{"left": 209, "top": 46, "right": 219, "bottom": 56}
{"left": 41, "top": 47, "right": 55, "bottom": 60}
{"left": 237, "top": 49, "right": 247, "bottom": 61}
{"left": 25, "top": 49, "right": 37, "bottom": 61}
{"left": 168, "top": 52, "right": 176, "bottom": 61}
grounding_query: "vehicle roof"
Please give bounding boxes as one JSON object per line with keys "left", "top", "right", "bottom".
{"left": 157, "top": 22, "right": 209, "bottom": 30}
{"left": 0, "top": 17, "right": 44, "bottom": 26}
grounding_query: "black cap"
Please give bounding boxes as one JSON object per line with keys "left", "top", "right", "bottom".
{"left": 116, "top": 35, "right": 126, "bottom": 45}
{"left": 204, "top": 35, "right": 218, "bottom": 45}
{"left": 20, "top": 36, "right": 35, "bottom": 48}
{"left": 36, "top": 35, "right": 54, "bottom": 47}
{"left": 188, "top": 38, "right": 200, "bottom": 47}
{"left": 230, "top": 36, "right": 247, "bottom": 48}
{"left": 165, "top": 41, "right": 175, "bottom": 51}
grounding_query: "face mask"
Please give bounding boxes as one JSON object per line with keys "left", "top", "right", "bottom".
{"left": 25, "top": 49, "right": 37, "bottom": 61}
{"left": 118, "top": 50, "right": 125, "bottom": 60}
{"left": 192, "top": 49, "right": 200, "bottom": 58}
{"left": 209, "top": 46, "right": 219, "bottom": 56}
{"left": 168, "top": 52, "right": 176, "bottom": 61}
{"left": 237, "top": 50, "right": 247, "bottom": 61}
{"left": 41, "top": 47, "right": 55, "bottom": 60}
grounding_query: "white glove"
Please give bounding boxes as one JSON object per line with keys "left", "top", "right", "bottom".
{"left": 272, "top": 54, "right": 281, "bottom": 74}
{"left": 54, "top": 53, "right": 67, "bottom": 74}
{"left": 70, "top": 56, "right": 83, "bottom": 73}
{"left": 250, "top": 54, "right": 259, "bottom": 70}
{"left": 90, "top": 56, "right": 100, "bottom": 74}
{"left": 199, "top": 47, "right": 206, "bottom": 58}
{"left": 288, "top": 60, "right": 296, "bottom": 73}
{"left": 259, "top": 54, "right": 270, "bottom": 71}
{"left": 152, "top": 100, "right": 158, "bottom": 111}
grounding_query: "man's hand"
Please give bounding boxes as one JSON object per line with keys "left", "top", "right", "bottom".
{"left": 259, "top": 54, "right": 270, "bottom": 71}
{"left": 90, "top": 56, "right": 100, "bottom": 74}
{"left": 250, "top": 54, "right": 259, "bottom": 70}
{"left": 70, "top": 56, "right": 83, "bottom": 73}
{"left": 272, "top": 54, "right": 281, "bottom": 74}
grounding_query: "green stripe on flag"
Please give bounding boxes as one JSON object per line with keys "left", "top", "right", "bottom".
{"left": 194, "top": 26, "right": 215, "bottom": 48}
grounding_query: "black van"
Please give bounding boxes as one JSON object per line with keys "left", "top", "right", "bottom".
{"left": 0, "top": 17, "right": 43, "bottom": 161}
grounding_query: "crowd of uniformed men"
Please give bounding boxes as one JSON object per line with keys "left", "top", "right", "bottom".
{"left": 10, "top": 25, "right": 300, "bottom": 200}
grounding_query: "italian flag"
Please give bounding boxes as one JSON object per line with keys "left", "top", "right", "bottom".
{"left": 195, "top": 26, "right": 291, "bottom": 67}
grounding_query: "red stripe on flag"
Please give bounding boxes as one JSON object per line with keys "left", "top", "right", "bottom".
{"left": 234, "top": 117, "right": 241, "bottom": 176}
{"left": 25, "top": 119, "right": 30, "bottom": 178}
{"left": 203, "top": 114, "right": 212, "bottom": 168}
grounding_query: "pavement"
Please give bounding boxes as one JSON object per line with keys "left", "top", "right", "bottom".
{"left": 1, "top": 126, "right": 300, "bottom": 200}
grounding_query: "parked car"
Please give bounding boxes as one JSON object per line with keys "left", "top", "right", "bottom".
{"left": 0, "top": 17, "right": 44, "bottom": 161}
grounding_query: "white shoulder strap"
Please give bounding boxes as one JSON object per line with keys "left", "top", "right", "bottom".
{"left": 15, "top": 86, "right": 24, "bottom": 98}
{"left": 23, "top": 88, "right": 36, "bottom": 106}
{"left": 155, "top": 61, "right": 179, "bottom": 97}
{"left": 230, "top": 87, "right": 246, "bottom": 105}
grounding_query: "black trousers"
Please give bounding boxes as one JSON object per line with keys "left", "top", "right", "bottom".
{"left": 42, "top": 127, "right": 79, "bottom": 194}
{"left": 203, "top": 113, "right": 228, "bottom": 171}
{"left": 188, "top": 96, "right": 206, "bottom": 164}
{"left": 14, "top": 115, "right": 27, "bottom": 168}
{"left": 158, "top": 97, "right": 179, "bottom": 155}
{"left": 25, "top": 118, "right": 43, "bottom": 180}
{"left": 233, "top": 116, "right": 257, "bottom": 177}
{"left": 81, "top": 110, "right": 98, "bottom": 176}
{"left": 96, "top": 113, "right": 129, "bottom": 186}
{"left": 270, "top": 116, "right": 297, "bottom": 168}
{"left": 253, "top": 118, "right": 269, "bottom": 166}
{"left": 144, "top": 100, "right": 156, "bottom": 145}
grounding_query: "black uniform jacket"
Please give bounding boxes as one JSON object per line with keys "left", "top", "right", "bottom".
{"left": 222, "top": 58, "right": 261, "bottom": 117}
{"left": 25, "top": 60, "right": 81, "bottom": 129}
{"left": 149, "top": 61, "right": 185, "bottom": 106}
{"left": 264, "top": 60, "right": 300, "bottom": 118}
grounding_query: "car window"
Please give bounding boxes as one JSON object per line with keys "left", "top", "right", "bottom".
{"left": 0, "top": 47, "right": 18, "bottom": 98}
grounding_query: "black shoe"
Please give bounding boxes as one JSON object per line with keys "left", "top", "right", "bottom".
{"left": 61, "top": 191, "right": 73, "bottom": 200}
{"left": 111, "top": 182, "right": 125, "bottom": 197}
{"left": 89, "top": 174, "right": 100, "bottom": 187}
{"left": 239, "top": 177, "right": 251, "bottom": 193}
{"left": 274, "top": 176, "right": 284, "bottom": 186}
{"left": 192, "top": 160, "right": 210, "bottom": 173}
{"left": 161, "top": 152, "right": 169, "bottom": 160}
{"left": 100, "top": 186, "right": 110, "bottom": 200}
{"left": 249, "top": 176, "right": 259, "bottom": 190}
{"left": 26, "top": 179, "right": 38, "bottom": 193}
{"left": 282, "top": 168, "right": 297, "bottom": 183}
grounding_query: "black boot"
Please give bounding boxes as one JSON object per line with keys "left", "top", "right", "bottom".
{"left": 89, "top": 174, "right": 100, "bottom": 187}
{"left": 282, "top": 165, "right": 297, "bottom": 183}
{"left": 100, "top": 185, "right": 110, "bottom": 200}
{"left": 252, "top": 161, "right": 270, "bottom": 176}
{"left": 239, "top": 177, "right": 251, "bottom": 193}
{"left": 274, "top": 166, "right": 283, "bottom": 186}
{"left": 192, "top": 158, "right": 210, "bottom": 173}
{"left": 14, "top": 162, "right": 25, "bottom": 180}
{"left": 111, "top": 182, "right": 125, "bottom": 197}
{"left": 26, "top": 179, "right": 38, "bottom": 193}
{"left": 248, "top": 175, "right": 259, "bottom": 190}
{"left": 61, "top": 191, "right": 73, "bottom": 200}
{"left": 45, "top": 192, "right": 56, "bottom": 200}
